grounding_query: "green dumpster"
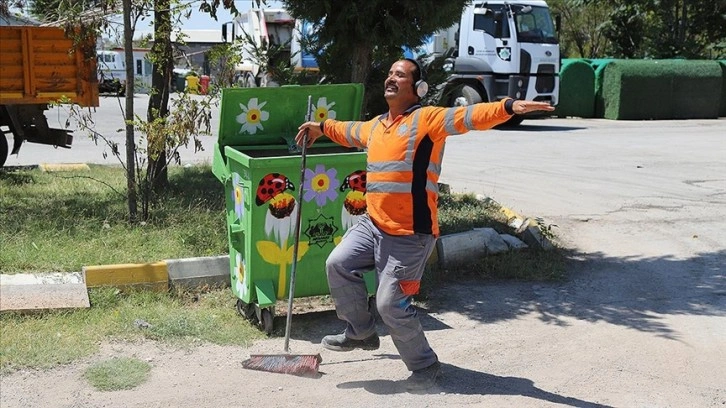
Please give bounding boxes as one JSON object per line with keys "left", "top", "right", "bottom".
{"left": 212, "top": 84, "right": 375, "bottom": 333}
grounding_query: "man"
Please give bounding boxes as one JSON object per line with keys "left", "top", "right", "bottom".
{"left": 295, "top": 59, "right": 554, "bottom": 390}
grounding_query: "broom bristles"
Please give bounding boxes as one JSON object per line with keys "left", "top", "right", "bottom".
{"left": 242, "top": 354, "right": 322, "bottom": 378}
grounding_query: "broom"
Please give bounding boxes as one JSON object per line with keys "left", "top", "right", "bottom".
{"left": 242, "top": 95, "right": 322, "bottom": 378}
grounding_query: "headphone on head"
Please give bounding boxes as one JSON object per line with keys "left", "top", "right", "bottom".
{"left": 405, "top": 58, "right": 429, "bottom": 98}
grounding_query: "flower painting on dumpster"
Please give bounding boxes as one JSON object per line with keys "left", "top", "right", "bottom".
{"left": 233, "top": 252, "right": 248, "bottom": 300}
{"left": 236, "top": 97, "right": 269, "bottom": 134}
{"left": 255, "top": 172, "right": 310, "bottom": 298}
{"left": 304, "top": 164, "right": 340, "bottom": 207}
{"left": 313, "top": 97, "right": 336, "bottom": 122}
{"left": 232, "top": 172, "right": 244, "bottom": 221}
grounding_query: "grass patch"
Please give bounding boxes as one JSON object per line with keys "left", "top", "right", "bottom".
{"left": 0, "top": 164, "right": 227, "bottom": 273}
{"left": 437, "top": 193, "right": 510, "bottom": 236}
{"left": 84, "top": 357, "right": 151, "bottom": 391}
{"left": 0, "top": 287, "right": 265, "bottom": 375}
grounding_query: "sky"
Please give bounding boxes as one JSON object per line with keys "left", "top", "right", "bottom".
{"left": 136, "top": 0, "right": 283, "bottom": 32}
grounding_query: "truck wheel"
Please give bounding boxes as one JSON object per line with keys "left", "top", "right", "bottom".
{"left": 0, "top": 134, "right": 8, "bottom": 167}
{"left": 452, "top": 85, "right": 483, "bottom": 106}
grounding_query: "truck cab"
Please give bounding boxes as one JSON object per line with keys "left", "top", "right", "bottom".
{"left": 434, "top": 1, "right": 559, "bottom": 123}
{"left": 96, "top": 50, "right": 126, "bottom": 96}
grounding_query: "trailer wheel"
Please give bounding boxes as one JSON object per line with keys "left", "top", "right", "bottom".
{"left": 0, "top": 133, "right": 8, "bottom": 167}
{"left": 452, "top": 85, "right": 483, "bottom": 106}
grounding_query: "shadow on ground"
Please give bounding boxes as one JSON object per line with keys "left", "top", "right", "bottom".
{"left": 336, "top": 362, "right": 612, "bottom": 407}
{"left": 282, "top": 249, "right": 725, "bottom": 343}
{"left": 425, "top": 249, "right": 726, "bottom": 340}
{"left": 495, "top": 123, "right": 587, "bottom": 132}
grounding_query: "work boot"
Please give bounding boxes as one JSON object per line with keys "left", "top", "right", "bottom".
{"left": 321, "top": 332, "right": 380, "bottom": 351}
{"left": 406, "top": 361, "right": 441, "bottom": 391}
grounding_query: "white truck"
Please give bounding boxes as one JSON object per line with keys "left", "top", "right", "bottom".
{"left": 222, "top": 8, "right": 318, "bottom": 88}
{"left": 96, "top": 49, "right": 126, "bottom": 96}
{"left": 432, "top": 0, "right": 559, "bottom": 124}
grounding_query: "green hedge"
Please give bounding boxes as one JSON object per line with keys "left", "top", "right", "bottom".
{"left": 593, "top": 60, "right": 616, "bottom": 118}
{"left": 601, "top": 60, "right": 722, "bottom": 120}
{"left": 554, "top": 59, "right": 595, "bottom": 118}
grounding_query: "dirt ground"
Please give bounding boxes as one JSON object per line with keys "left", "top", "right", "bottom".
{"left": 2, "top": 118, "right": 725, "bottom": 407}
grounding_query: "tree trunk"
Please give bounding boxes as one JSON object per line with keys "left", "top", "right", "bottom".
{"left": 679, "top": 0, "right": 687, "bottom": 47}
{"left": 147, "top": 0, "right": 173, "bottom": 194}
{"left": 123, "top": 0, "right": 137, "bottom": 222}
{"left": 350, "top": 44, "right": 373, "bottom": 119}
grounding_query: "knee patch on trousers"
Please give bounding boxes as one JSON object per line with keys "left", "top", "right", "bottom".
{"left": 399, "top": 280, "right": 421, "bottom": 296}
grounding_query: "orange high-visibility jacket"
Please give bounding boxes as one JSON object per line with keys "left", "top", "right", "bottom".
{"left": 322, "top": 99, "right": 513, "bottom": 237}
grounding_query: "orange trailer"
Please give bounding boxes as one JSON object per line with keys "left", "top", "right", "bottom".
{"left": 0, "top": 25, "right": 99, "bottom": 166}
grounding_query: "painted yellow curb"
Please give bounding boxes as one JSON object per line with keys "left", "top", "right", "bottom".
{"left": 84, "top": 262, "right": 168, "bottom": 291}
{"left": 499, "top": 205, "right": 522, "bottom": 222}
{"left": 39, "top": 163, "right": 90, "bottom": 172}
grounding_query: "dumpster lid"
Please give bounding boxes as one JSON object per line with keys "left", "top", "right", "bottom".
{"left": 218, "top": 84, "right": 364, "bottom": 148}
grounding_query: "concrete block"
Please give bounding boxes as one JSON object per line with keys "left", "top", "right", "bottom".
{"left": 0, "top": 272, "right": 89, "bottom": 311}
{"left": 473, "top": 228, "right": 510, "bottom": 255}
{"left": 500, "top": 234, "right": 529, "bottom": 250}
{"left": 436, "top": 229, "right": 488, "bottom": 267}
{"left": 166, "top": 255, "right": 230, "bottom": 289}
{"left": 520, "top": 226, "right": 554, "bottom": 251}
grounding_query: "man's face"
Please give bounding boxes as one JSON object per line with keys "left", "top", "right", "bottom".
{"left": 384, "top": 60, "right": 418, "bottom": 104}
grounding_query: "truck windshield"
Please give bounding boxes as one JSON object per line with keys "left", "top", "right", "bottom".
{"left": 513, "top": 6, "right": 558, "bottom": 44}
{"left": 472, "top": 4, "right": 510, "bottom": 38}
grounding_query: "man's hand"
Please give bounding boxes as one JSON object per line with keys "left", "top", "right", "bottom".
{"left": 296, "top": 121, "right": 324, "bottom": 147}
{"left": 512, "top": 100, "right": 555, "bottom": 115}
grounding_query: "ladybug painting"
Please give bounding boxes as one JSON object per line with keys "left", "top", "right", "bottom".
{"left": 256, "top": 173, "right": 295, "bottom": 206}
{"left": 340, "top": 170, "right": 366, "bottom": 192}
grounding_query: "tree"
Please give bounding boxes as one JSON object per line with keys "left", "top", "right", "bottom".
{"left": 566, "top": 0, "right": 726, "bottom": 59}
{"left": 548, "top": 0, "right": 611, "bottom": 58}
{"left": 27, "top": 0, "right": 96, "bottom": 22}
{"left": 281, "top": 0, "right": 470, "bottom": 116}
{"left": 1, "top": 0, "right": 219, "bottom": 222}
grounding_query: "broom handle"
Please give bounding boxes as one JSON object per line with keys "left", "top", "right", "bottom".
{"left": 285, "top": 95, "right": 313, "bottom": 353}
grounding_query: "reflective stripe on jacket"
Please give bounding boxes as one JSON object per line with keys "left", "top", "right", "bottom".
{"left": 323, "top": 99, "right": 512, "bottom": 237}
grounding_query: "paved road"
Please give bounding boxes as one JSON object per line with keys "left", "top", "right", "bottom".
{"left": 439, "top": 117, "right": 726, "bottom": 407}
{"left": 3, "top": 94, "right": 220, "bottom": 167}
{"left": 3, "top": 95, "right": 725, "bottom": 406}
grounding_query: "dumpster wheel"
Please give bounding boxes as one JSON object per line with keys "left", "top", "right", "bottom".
{"left": 235, "top": 299, "right": 256, "bottom": 320}
{"left": 259, "top": 307, "right": 274, "bottom": 335}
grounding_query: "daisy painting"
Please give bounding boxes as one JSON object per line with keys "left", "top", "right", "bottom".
{"left": 313, "top": 97, "right": 336, "bottom": 122}
{"left": 234, "top": 252, "right": 248, "bottom": 300}
{"left": 303, "top": 164, "right": 340, "bottom": 207}
{"left": 232, "top": 172, "right": 244, "bottom": 221}
{"left": 236, "top": 98, "right": 269, "bottom": 134}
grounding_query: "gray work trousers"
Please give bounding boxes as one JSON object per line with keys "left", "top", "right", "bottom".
{"left": 325, "top": 213, "right": 438, "bottom": 371}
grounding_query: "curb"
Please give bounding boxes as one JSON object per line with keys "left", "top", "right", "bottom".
{"left": 0, "top": 256, "right": 230, "bottom": 312}
{"left": 0, "top": 272, "right": 89, "bottom": 312}
{"left": 38, "top": 163, "right": 90, "bottom": 172}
